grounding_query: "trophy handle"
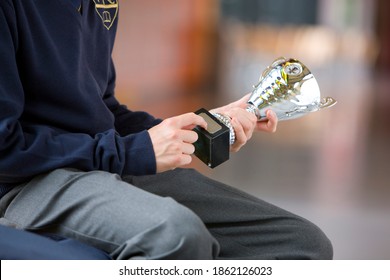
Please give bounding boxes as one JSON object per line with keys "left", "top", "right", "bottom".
{"left": 319, "top": 97, "right": 337, "bottom": 109}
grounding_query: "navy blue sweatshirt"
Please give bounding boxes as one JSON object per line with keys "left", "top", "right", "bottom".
{"left": 0, "top": 0, "right": 161, "bottom": 196}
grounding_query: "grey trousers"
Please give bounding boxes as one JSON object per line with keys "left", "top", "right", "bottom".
{"left": 0, "top": 168, "right": 333, "bottom": 259}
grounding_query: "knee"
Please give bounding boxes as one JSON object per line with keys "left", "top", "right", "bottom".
{"left": 152, "top": 199, "right": 219, "bottom": 259}
{"left": 294, "top": 219, "right": 333, "bottom": 260}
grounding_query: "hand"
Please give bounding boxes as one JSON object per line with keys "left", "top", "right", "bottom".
{"left": 211, "top": 94, "right": 278, "bottom": 152}
{"left": 148, "top": 113, "right": 207, "bottom": 173}
{"left": 232, "top": 93, "right": 278, "bottom": 133}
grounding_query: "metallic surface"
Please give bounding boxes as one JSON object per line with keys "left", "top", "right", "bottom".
{"left": 248, "top": 57, "right": 336, "bottom": 120}
{"left": 216, "top": 57, "right": 337, "bottom": 144}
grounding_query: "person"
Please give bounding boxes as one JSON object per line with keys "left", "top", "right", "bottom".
{"left": 0, "top": 0, "right": 333, "bottom": 259}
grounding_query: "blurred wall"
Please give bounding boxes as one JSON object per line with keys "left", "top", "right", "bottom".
{"left": 113, "top": 0, "right": 219, "bottom": 117}
{"left": 111, "top": 0, "right": 390, "bottom": 259}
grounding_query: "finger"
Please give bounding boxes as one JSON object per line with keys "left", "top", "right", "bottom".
{"left": 181, "top": 142, "right": 195, "bottom": 155}
{"left": 232, "top": 117, "right": 251, "bottom": 141}
{"left": 172, "top": 113, "right": 207, "bottom": 130}
{"left": 265, "top": 110, "right": 278, "bottom": 132}
{"left": 177, "top": 154, "right": 193, "bottom": 167}
{"left": 178, "top": 130, "right": 199, "bottom": 144}
{"left": 242, "top": 112, "right": 257, "bottom": 139}
{"left": 237, "top": 93, "right": 252, "bottom": 109}
{"left": 226, "top": 109, "right": 256, "bottom": 139}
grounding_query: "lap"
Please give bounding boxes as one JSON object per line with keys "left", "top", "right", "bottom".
{"left": 126, "top": 168, "right": 302, "bottom": 223}
{"left": 0, "top": 169, "right": 200, "bottom": 256}
{"left": 0, "top": 168, "right": 332, "bottom": 259}
{"left": 125, "top": 168, "right": 333, "bottom": 259}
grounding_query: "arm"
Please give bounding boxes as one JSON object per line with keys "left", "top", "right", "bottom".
{"left": 0, "top": 3, "right": 156, "bottom": 184}
{"left": 102, "top": 61, "right": 208, "bottom": 173}
{"left": 144, "top": 93, "right": 276, "bottom": 172}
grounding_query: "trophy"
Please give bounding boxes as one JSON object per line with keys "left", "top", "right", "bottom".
{"left": 193, "top": 57, "right": 337, "bottom": 168}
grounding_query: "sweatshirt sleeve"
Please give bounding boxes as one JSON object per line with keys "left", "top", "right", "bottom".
{"left": 0, "top": 2, "right": 157, "bottom": 184}
{"left": 103, "top": 60, "right": 163, "bottom": 137}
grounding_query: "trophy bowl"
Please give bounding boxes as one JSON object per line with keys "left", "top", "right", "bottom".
{"left": 246, "top": 57, "right": 337, "bottom": 121}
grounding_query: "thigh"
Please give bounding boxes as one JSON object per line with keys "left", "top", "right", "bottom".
{"left": 125, "top": 168, "right": 333, "bottom": 259}
{"left": 0, "top": 169, "right": 190, "bottom": 257}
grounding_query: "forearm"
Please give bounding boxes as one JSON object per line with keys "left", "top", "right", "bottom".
{"left": 0, "top": 125, "right": 157, "bottom": 184}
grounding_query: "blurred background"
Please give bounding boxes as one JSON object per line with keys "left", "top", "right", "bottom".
{"left": 112, "top": 0, "right": 390, "bottom": 259}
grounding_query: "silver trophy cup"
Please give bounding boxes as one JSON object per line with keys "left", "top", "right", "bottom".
{"left": 213, "top": 57, "right": 337, "bottom": 144}
{"left": 194, "top": 57, "right": 336, "bottom": 167}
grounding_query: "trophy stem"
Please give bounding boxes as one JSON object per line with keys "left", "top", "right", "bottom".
{"left": 246, "top": 103, "right": 266, "bottom": 120}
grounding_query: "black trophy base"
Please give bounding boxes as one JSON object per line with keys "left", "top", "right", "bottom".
{"left": 193, "top": 108, "right": 230, "bottom": 168}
